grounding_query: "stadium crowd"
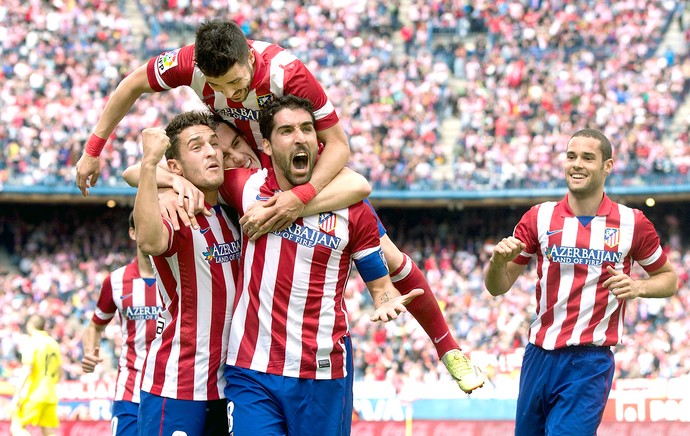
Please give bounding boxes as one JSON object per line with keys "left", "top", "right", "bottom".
{"left": 0, "top": 203, "right": 688, "bottom": 396}
{"left": 1, "top": 0, "right": 690, "bottom": 404}
{"left": 3, "top": 0, "right": 690, "bottom": 192}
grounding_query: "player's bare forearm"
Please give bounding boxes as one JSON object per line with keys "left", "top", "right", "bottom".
{"left": 485, "top": 237, "right": 527, "bottom": 296}
{"left": 134, "top": 129, "right": 172, "bottom": 255}
{"left": 310, "top": 123, "right": 350, "bottom": 192}
{"left": 81, "top": 322, "right": 105, "bottom": 373}
{"left": 304, "top": 167, "right": 371, "bottom": 215}
{"left": 93, "top": 65, "right": 153, "bottom": 139}
{"left": 366, "top": 277, "right": 423, "bottom": 322}
{"left": 604, "top": 261, "right": 677, "bottom": 300}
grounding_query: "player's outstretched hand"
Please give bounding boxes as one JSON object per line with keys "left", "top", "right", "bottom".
{"left": 370, "top": 288, "right": 424, "bottom": 322}
{"left": 75, "top": 152, "right": 101, "bottom": 196}
{"left": 81, "top": 347, "right": 103, "bottom": 373}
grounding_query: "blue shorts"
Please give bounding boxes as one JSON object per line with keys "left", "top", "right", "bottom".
{"left": 515, "top": 343, "right": 615, "bottom": 436}
{"left": 225, "top": 337, "right": 353, "bottom": 436}
{"left": 112, "top": 400, "right": 139, "bottom": 436}
{"left": 363, "top": 198, "right": 387, "bottom": 237}
{"left": 138, "top": 391, "right": 228, "bottom": 436}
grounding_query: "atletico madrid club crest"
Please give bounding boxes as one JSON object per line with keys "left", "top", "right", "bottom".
{"left": 257, "top": 94, "right": 273, "bottom": 108}
{"left": 318, "top": 212, "right": 337, "bottom": 235}
{"left": 604, "top": 228, "right": 620, "bottom": 248}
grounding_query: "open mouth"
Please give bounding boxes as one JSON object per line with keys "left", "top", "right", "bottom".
{"left": 293, "top": 152, "right": 309, "bottom": 171}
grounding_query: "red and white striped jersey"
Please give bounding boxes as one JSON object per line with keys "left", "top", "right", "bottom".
{"left": 219, "top": 168, "right": 382, "bottom": 379}
{"left": 140, "top": 206, "right": 240, "bottom": 400}
{"left": 92, "top": 258, "right": 162, "bottom": 403}
{"left": 146, "top": 41, "right": 338, "bottom": 151}
{"left": 512, "top": 194, "right": 667, "bottom": 350}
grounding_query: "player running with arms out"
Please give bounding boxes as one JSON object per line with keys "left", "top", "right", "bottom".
{"left": 133, "top": 112, "right": 240, "bottom": 436}
{"left": 80, "top": 212, "right": 163, "bottom": 436}
{"left": 10, "top": 314, "right": 62, "bottom": 436}
{"left": 220, "top": 95, "right": 423, "bottom": 435}
{"left": 484, "top": 129, "right": 678, "bottom": 435}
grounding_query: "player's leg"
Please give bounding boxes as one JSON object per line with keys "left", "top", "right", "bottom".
{"left": 363, "top": 199, "right": 459, "bottom": 356}
{"left": 283, "top": 373, "right": 348, "bottom": 435}
{"left": 545, "top": 346, "right": 615, "bottom": 436}
{"left": 137, "top": 391, "right": 207, "bottom": 436}
{"left": 224, "top": 365, "right": 286, "bottom": 435}
{"left": 202, "top": 399, "right": 230, "bottom": 436}
{"left": 10, "top": 401, "right": 38, "bottom": 436}
{"left": 364, "top": 199, "right": 485, "bottom": 393}
{"left": 514, "top": 343, "right": 548, "bottom": 436}
{"left": 36, "top": 402, "right": 59, "bottom": 436}
{"left": 111, "top": 400, "right": 139, "bottom": 436}
{"left": 341, "top": 336, "right": 354, "bottom": 435}
{"left": 381, "top": 234, "right": 460, "bottom": 356}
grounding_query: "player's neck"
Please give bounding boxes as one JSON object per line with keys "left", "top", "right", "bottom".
{"left": 568, "top": 191, "right": 604, "bottom": 216}
{"left": 136, "top": 250, "right": 155, "bottom": 278}
{"left": 202, "top": 189, "right": 219, "bottom": 206}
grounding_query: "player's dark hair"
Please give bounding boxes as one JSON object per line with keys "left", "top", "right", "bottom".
{"left": 128, "top": 211, "right": 135, "bottom": 230}
{"left": 210, "top": 114, "right": 241, "bottom": 135}
{"left": 165, "top": 111, "right": 215, "bottom": 160}
{"left": 259, "top": 95, "right": 316, "bottom": 140}
{"left": 570, "top": 129, "right": 612, "bottom": 161}
{"left": 195, "top": 20, "right": 250, "bottom": 77}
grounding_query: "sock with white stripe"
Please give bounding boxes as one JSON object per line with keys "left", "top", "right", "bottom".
{"left": 390, "top": 253, "right": 460, "bottom": 358}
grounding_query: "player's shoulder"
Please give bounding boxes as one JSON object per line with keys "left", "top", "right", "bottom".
{"left": 151, "top": 44, "right": 195, "bottom": 73}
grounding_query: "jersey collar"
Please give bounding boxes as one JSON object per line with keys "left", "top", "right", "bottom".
{"left": 558, "top": 192, "right": 614, "bottom": 217}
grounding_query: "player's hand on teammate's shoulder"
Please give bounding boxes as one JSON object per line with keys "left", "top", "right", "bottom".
{"left": 242, "top": 191, "right": 303, "bottom": 241}
{"left": 158, "top": 188, "right": 209, "bottom": 231}
{"left": 171, "top": 175, "right": 209, "bottom": 219}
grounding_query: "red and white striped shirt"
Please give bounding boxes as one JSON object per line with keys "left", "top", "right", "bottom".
{"left": 92, "top": 258, "right": 162, "bottom": 403}
{"left": 146, "top": 41, "right": 338, "bottom": 151}
{"left": 512, "top": 194, "right": 667, "bottom": 350}
{"left": 140, "top": 206, "right": 240, "bottom": 400}
{"left": 219, "top": 168, "right": 382, "bottom": 379}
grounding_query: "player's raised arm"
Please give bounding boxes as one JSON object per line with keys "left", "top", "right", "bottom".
{"left": 134, "top": 128, "right": 172, "bottom": 256}
{"left": 76, "top": 64, "right": 153, "bottom": 196}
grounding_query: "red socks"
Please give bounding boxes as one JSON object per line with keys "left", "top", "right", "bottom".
{"left": 389, "top": 254, "right": 460, "bottom": 358}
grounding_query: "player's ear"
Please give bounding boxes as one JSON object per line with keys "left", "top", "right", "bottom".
{"left": 604, "top": 158, "right": 613, "bottom": 175}
{"left": 167, "top": 159, "right": 183, "bottom": 175}
{"left": 262, "top": 138, "right": 273, "bottom": 156}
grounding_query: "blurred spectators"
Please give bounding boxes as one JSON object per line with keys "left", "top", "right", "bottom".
{"left": 2, "top": 1, "right": 690, "bottom": 192}
{"left": 1, "top": 203, "right": 688, "bottom": 396}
